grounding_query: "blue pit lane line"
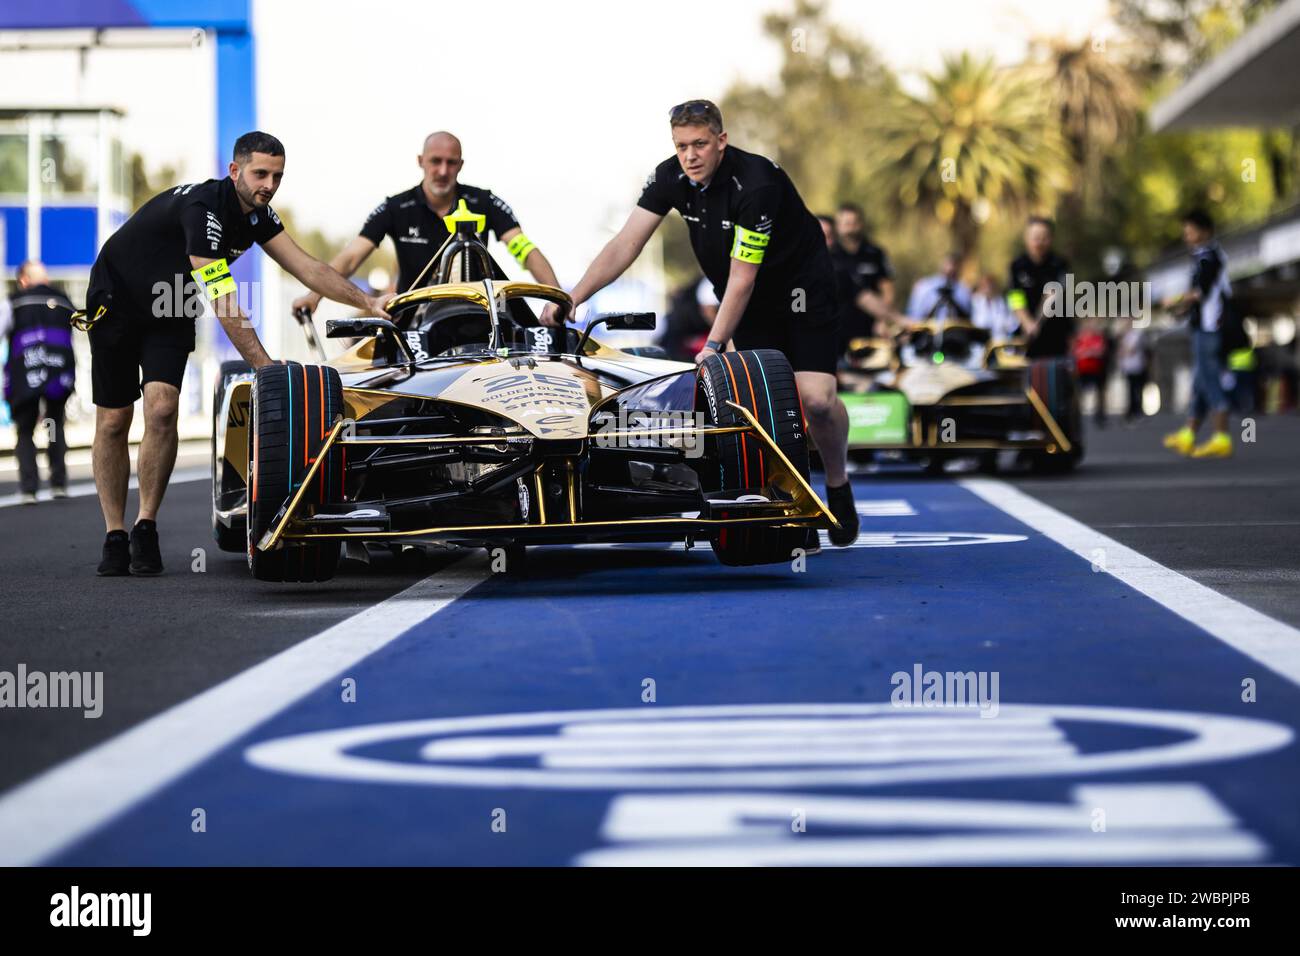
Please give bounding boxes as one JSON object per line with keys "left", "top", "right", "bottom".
{"left": 43, "top": 479, "right": 1300, "bottom": 865}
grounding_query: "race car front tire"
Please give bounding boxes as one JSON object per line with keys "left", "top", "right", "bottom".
{"left": 696, "top": 349, "right": 811, "bottom": 566}
{"left": 246, "top": 362, "right": 344, "bottom": 582}
{"left": 212, "top": 360, "right": 251, "bottom": 552}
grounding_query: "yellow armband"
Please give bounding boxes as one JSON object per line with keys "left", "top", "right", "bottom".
{"left": 731, "top": 225, "right": 769, "bottom": 264}
{"left": 191, "top": 259, "right": 237, "bottom": 301}
{"left": 507, "top": 233, "right": 538, "bottom": 267}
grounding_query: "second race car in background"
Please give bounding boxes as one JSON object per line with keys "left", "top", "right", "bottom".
{"left": 837, "top": 320, "right": 1084, "bottom": 474}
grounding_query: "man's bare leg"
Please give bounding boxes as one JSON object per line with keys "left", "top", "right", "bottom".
{"left": 796, "top": 371, "right": 849, "bottom": 487}
{"left": 135, "top": 381, "right": 180, "bottom": 524}
{"left": 93, "top": 404, "right": 134, "bottom": 533}
{"left": 796, "top": 370, "right": 858, "bottom": 546}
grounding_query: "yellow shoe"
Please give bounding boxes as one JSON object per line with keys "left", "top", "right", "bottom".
{"left": 1163, "top": 427, "right": 1195, "bottom": 455}
{"left": 1190, "top": 432, "right": 1233, "bottom": 458}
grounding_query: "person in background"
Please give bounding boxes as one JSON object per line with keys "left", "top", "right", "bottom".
{"left": 1008, "top": 216, "right": 1072, "bottom": 359}
{"left": 2, "top": 261, "right": 75, "bottom": 504}
{"left": 1161, "top": 209, "right": 1235, "bottom": 458}
{"left": 907, "top": 252, "right": 972, "bottom": 320}
{"left": 816, "top": 214, "right": 836, "bottom": 249}
{"left": 1071, "top": 316, "right": 1111, "bottom": 427}
{"left": 658, "top": 277, "right": 716, "bottom": 362}
{"left": 971, "top": 273, "right": 1018, "bottom": 340}
{"left": 1115, "top": 317, "right": 1150, "bottom": 424}
{"left": 831, "top": 202, "right": 897, "bottom": 344}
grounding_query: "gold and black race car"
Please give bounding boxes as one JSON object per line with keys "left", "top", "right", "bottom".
{"left": 211, "top": 215, "right": 835, "bottom": 581}
{"left": 837, "top": 319, "right": 1084, "bottom": 475}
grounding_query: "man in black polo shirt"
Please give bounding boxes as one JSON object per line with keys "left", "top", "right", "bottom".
{"left": 1007, "top": 216, "right": 1072, "bottom": 358}
{"left": 293, "top": 131, "right": 559, "bottom": 315}
{"left": 541, "top": 99, "right": 859, "bottom": 546}
{"left": 87, "top": 130, "right": 390, "bottom": 577}
{"left": 830, "top": 201, "right": 897, "bottom": 345}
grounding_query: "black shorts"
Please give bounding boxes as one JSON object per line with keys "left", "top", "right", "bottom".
{"left": 731, "top": 276, "right": 841, "bottom": 375}
{"left": 89, "top": 316, "right": 194, "bottom": 408}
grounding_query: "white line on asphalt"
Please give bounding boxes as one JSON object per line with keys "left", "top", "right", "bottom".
{"left": 0, "top": 467, "right": 208, "bottom": 509}
{"left": 0, "top": 557, "right": 490, "bottom": 865}
{"left": 961, "top": 478, "right": 1300, "bottom": 689}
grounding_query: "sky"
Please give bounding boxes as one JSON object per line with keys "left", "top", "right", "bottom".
{"left": 0, "top": 0, "right": 1111, "bottom": 288}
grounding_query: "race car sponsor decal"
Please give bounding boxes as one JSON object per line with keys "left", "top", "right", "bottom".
{"left": 404, "top": 331, "right": 429, "bottom": 362}
{"left": 439, "top": 361, "right": 605, "bottom": 439}
{"left": 516, "top": 478, "right": 530, "bottom": 521}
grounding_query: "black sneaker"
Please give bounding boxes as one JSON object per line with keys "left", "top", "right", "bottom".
{"left": 802, "top": 527, "right": 822, "bottom": 555}
{"left": 129, "top": 520, "right": 164, "bottom": 575}
{"left": 97, "top": 530, "right": 131, "bottom": 576}
{"left": 826, "top": 482, "right": 860, "bottom": 547}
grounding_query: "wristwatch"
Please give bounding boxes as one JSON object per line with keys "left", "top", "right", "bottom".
{"left": 705, "top": 340, "right": 725, "bottom": 353}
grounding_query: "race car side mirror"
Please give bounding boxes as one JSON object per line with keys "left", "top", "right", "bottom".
{"left": 602, "top": 312, "right": 656, "bottom": 331}
{"left": 326, "top": 317, "right": 398, "bottom": 338}
{"left": 326, "top": 318, "right": 415, "bottom": 365}
{"left": 574, "top": 312, "right": 657, "bottom": 357}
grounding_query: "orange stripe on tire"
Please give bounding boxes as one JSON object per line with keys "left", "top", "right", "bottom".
{"left": 721, "top": 354, "right": 749, "bottom": 487}
{"left": 737, "top": 352, "right": 765, "bottom": 481}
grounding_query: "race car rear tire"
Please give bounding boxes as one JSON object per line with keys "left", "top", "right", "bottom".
{"left": 247, "top": 362, "right": 344, "bottom": 582}
{"left": 1027, "top": 358, "right": 1084, "bottom": 473}
{"left": 212, "top": 360, "right": 252, "bottom": 552}
{"left": 696, "top": 349, "right": 810, "bottom": 566}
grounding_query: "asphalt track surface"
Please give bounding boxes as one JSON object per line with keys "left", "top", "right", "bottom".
{"left": 0, "top": 414, "right": 1297, "bottom": 865}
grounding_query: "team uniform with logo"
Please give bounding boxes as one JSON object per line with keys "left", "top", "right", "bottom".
{"left": 86, "top": 177, "right": 284, "bottom": 408}
{"left": 1007, "top": 251, "right": 1071, "bottom": 359}
{"left": 830, "top": 239, "right": 893, "bottom": 344}
{"left": 637, "top": 145, "right": 840, "bottom": 374}
{"left": 360, "top": 183, "right": 521, "bottom": 293}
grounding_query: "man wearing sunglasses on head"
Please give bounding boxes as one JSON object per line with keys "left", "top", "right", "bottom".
{"left": 541, "top": 99, "right": 858, "bottom": 546}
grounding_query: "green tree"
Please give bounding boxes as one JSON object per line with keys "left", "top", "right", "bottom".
{"left": 720, "top": 0, "right": 894, "bottom": 214}
{"left": 866, "top": 53, "right": 1070, "bottom": 261}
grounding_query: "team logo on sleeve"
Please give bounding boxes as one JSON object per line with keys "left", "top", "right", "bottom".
{"left": 267, "top": 207, "right": 281, "bottom": 226}
{"left": 490, "top": 194, "right": 516, "bottom": 219}
{"left": 205, "top": 211, "right": 223, "bottom": 252}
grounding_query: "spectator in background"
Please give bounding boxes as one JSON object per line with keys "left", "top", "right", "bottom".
{"left": 1071, "top": 316, "right": 1111, "bottom": 427}
{"left": 907, "top": 252, "right": 972, "bottom": 320}
{"left": 830, "top": 202, "right": 897, "bottom": 345}
{"left": 816, "top": 214, "right": 836, "bottom": 249}
{"left": 2, "top": 261, "right": 75, "bottom": 504}
{"left": 1115, "top": 317, "right": 1150, "bottom": 424}
{"left": 657, "top": 277, "right": 716, "bottom": 362}
{"left": 971, "top": 273, "right": 1018, "bottom": 339}
{"left": 1162, "top": 209, "right": 1235, "bottom": 458}
{"left": 1008, "top": 216, "right": 1072, "bottom": 359}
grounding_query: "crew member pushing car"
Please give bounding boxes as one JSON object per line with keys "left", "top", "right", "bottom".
{"left": 540, "top": 99, "right": 859, "bottom": 546}
{"left": 293, "top": 131, "right": 560, "bottom": 316}
{"left": 86, "top": 131, "right": 391, "bottom": 577}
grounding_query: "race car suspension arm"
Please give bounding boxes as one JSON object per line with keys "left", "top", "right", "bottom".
{"left": 1023, "top": 387, "right": 1073, "bottom": 453}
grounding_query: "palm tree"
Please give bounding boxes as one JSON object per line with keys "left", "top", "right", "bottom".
{"left": 867, "top": 53, "right": 1070, "bottom": 259}
{"left": 1037, "top": 37, "right": 1141, "bottom": 214}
